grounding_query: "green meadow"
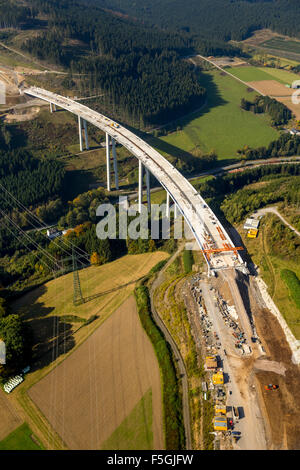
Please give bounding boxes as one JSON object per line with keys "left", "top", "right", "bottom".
{"left": 256, "top": 67, "right": 300, "bottom": 85}
{"left": 0, "top": 423, "right": 44, "bottom": 450}
{"left": 227, "top": 66, "right": 274, "bottom": 82}
{"left": 227, "top": 64, "right": 300, "bottom": 86}
{"left": 101, "top": 388, "right": 153, "bottom": 450}
{"left": 154, "top": 70, "right": 278, "bottom": 160}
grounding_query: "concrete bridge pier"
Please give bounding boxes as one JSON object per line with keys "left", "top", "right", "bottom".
{"left": 174, "top": 203, "right": 179, "bottom": 218}
{"left": 138, "top": 159, "right": 143, "bottom": 213}
{"left": 78, "top": 116, "right": 83, "bottom": 152}
{"left": 146, "top": 168, "right": 151, "bottom": 213}
{"left": 83, "top": 119, "right": 89, "bottom": 150}
{"left": 112, "top": 138, "right": 119, "bottom": 190}
{"left": 166, "top": 192, "right": 170, "bottom": 217}
{"left": 50, "top": 102, "right": 56, "bottom": 113}
{"left": 106, "top": 133, "right": 111, "bottom": 191}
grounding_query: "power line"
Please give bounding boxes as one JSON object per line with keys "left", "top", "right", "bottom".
{"left": 0, "top": 216, "right": 56, "bottom": 274}
{"left": 0, "top": 208, "right": 62, "bottom": 270}
{"left": 0, "top": 181, "right": 90, "bottom": 259}
{"left": 0, "top": 184, "right": 90, "bottom": 264}
{"left": 0, "top": 182, "right": 90, "bottom": 265}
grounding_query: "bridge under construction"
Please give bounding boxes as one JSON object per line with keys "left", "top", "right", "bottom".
{"left": 23, "top": 86, "right": 249, "bottom": 277}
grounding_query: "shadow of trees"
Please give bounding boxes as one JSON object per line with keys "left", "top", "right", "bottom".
{"left": 13, "top": 285, "right": 76, "bottom": 371}
{"left": 30, "top": 315, "right": 76, "bottom": 371}
{"left": 120, "top": 71, "right": 229, "bottom": 175}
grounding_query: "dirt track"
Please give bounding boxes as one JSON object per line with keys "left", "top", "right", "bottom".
{"left": 210, "top": 271, "right": 300, "bottom": 449}
{"left": 253, "top": 306, "right": 300, "bottom": 449}
{"left": 28, "top": 296, "right": 164, "bottom": 450}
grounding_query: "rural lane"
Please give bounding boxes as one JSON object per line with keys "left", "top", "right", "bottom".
{"left": 149, "top": 245, "right": 192, "bottom": 450}
{"left": 254, "top": 206, "right": 300, "bottom": 238}
{"left": 190, "top": 54, "right": 266, "bottom": 96}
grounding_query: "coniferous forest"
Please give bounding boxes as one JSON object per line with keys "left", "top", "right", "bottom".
{"left": 13, "top": 0, "right": 240, "bottom": 126}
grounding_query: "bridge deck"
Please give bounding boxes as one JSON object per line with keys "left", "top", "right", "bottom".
{"left": 24, "top": 86, "right": 246, "bottom": 272}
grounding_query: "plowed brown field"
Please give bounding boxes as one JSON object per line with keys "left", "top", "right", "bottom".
{"left": 247, "top": 80, "right": 294, "bottom": 97}
{"left": 28, "top": 296, "right": 164, "bottom": 450}
{"left": 0, "top": 390, "right": 22, "bottom": 440}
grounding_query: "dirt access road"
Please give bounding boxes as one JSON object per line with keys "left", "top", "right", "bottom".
{"left": 254, "top": 206, "right": 300, "bottom": 238}
{"left": 198, "top": 278, "right": 267, "bottom": 450}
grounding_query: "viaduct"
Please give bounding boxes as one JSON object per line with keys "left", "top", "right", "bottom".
{"left": 23, "top": 86, "right": 249, "bottom": 277}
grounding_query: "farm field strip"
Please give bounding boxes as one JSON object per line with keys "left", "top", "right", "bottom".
{"left": 228, "top": 65, "right": 300, "bottom": 86}
{"left": 260, "top": 38, "right": 300, "bottom": 56}
{"left": 0, "top": 389, "right": 23, "bottom": 441}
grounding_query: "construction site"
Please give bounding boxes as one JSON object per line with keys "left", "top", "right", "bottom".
{"left": 183, "top": 262, "right": 300, "bottom": 450}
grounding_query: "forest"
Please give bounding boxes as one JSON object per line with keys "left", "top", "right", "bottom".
{"left": 0, "top": 1, "right": 33, "bottom": 29}
{"left": 237, "top": 134, "right": 300, "bottom": 160}
{"left": 0, "top": 149, "right": 66, "bottom": 211}
{"left": 18, "top": 0, "right": 238, "bottom": 126}
{"left": 241, "top": 96, "right": 292, "bottom": 126}
{"left": 93, "top": 0, "right": 300, "bottom": 41}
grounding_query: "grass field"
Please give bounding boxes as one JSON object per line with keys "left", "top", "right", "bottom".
{"left": 156, "top": 70, "right": 278, "bottom": 160}
{"left": 0, "top": 44, "right": 43, "bottom": 70}
{"left": 228, "top": 65, "right": 300, "bottom": 86}
{"left": 12, "top": 252, "right": 168, "bottom": 361}
{"left": 257, "top": 67, "right": 300, "bottom": 85}
{"left": 227, "top": 66, "right": 275, "bottom": 82}
{"left": 101, "top": 388, "right": 153, "bottom": 450}
{"left": 280, "top": 269, "right": 300, "bottom": 309}
{"left": 0, "top": 423, "right": 44, "bottom": 450}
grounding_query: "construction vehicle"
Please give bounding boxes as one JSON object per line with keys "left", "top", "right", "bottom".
{"left": 247, "top": 228, "right": 258, "bottom": 238}
{"left": 213, "top": 416, "right": 228, "bottom": 432}
{"left": 212, "top": 371, "right": 224, "bottom": 385}
{"left": 232, "top": 431, "right": 241, "bottom": 442}
{"left": 233, "top": 407, "right": 239, "bottom": 421}
{"left": 264, "top": 384, "right": 279, "bottom": 391}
